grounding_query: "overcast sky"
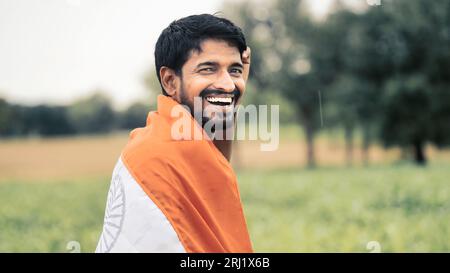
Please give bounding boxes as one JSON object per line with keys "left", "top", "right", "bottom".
{"left": 0, "top": 0, "right": 223, "bottom": 108}
{"left": 0, "top": 0, "right": 365, "bottom": 109}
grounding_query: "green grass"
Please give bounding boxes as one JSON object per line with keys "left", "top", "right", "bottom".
{"left": 0, "top": 178, "right": 109, "bottom": 252}
{"left": 240, "top": 163, "right": 450, "bottom": 252}
{"left": 1, "top": 164, "right": 449, "bottom": 252}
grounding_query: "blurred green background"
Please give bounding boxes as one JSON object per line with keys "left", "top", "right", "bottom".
{"left": 1, "top": 0, "right": 449, "bottom": 252}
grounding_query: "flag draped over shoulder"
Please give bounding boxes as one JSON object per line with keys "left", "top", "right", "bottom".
{"left": 96, "top": 95, "right": 253, "bottom": 253}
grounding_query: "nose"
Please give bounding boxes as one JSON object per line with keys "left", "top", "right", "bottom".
{"left": 211, "top": 70, "right": 236, "bottom": 93}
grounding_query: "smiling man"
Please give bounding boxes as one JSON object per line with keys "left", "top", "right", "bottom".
{"left": 96, "top": 14, "right": 253, "bottom": 253}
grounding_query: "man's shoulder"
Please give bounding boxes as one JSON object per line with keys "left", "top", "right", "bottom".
{"left": 122, "top": 125, "right": 178, "bottom": 159}
{"left": 119, "top": 135, "right": 182, "bottom": 183}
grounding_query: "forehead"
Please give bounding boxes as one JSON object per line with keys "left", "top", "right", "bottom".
{"left": 184, "top": 39, "right": 242, "bottom": 68}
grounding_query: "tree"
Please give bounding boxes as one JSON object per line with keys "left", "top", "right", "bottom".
{"left": 223, "top": 0, "right": 450, "bottom": 167}
{"left": 119, "top": 102, "right": 150, "bottom": 130}
{"left": 25, "top": 105, "right": 74, "bottom": 136}
{"left": 377, "top": 0, "right": 450, "bottom": 165}
{"left": 224, "top": 0, "right": 331, "bottom": 168}
{"left": 67, "top": 91, "right": 116, "bottom": 134}
{"left": 380, "top": 75, "right": 431, "bottom": 164}
{"left": 0, "top": 98, "right": 11, "bottom": 136}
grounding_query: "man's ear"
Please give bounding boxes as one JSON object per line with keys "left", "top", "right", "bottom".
{"left": 160, "top": 66, "right": 180, "bottom": 98}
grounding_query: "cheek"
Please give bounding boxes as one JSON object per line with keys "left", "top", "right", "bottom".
{"left": 184, "top": 77, "right": 213, "bottom": 96}
{"left": 235, "top": 78, "right": 246, "bottom": 93}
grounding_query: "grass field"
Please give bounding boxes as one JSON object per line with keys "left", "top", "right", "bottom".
{"left": 240, "top": 164, "right": 450, "bottom": 252}
{"left": 0, "top": 164, "right": 449, "bottom": 252}
{"left": 1, "top": 128, "right": 449, "bottom": 252}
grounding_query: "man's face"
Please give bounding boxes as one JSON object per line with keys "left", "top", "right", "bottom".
{"left": 177, "top": 39, "right": 246, "bottom": 130}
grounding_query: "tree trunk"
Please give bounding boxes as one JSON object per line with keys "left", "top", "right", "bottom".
{"left": 413, "top": 140, "right": 426, "bottom": 165}
{"left": 362, "top": 125, "right": 370, "bottom": 166}
{"left": 304, "top": 120, "right": 316, "bottom": 168}
{"left": 345, "top": 125, "right": 354, "bottom": 167}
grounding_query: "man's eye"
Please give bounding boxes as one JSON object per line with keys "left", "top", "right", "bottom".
{"left": 200, "top": 68, "right": 214, "bottom": 72}
{"left": 230, "top": 68, "right": 243, "bottom": 74}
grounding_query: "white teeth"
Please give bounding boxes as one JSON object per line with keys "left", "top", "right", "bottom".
{"left": 206, "top": 97, "right": 232, "bottom": 104}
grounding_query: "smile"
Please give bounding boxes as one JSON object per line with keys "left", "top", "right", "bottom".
{"left": 204, "top": 95, "right": 234, "bottom": 106}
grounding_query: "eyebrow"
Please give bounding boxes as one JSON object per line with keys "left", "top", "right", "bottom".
{"left": 196, "top": 61, "right": 243, "bottom": 69}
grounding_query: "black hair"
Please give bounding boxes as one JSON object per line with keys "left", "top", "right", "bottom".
{"left": 154, "top": 14, "right": 247, "bottom": 95}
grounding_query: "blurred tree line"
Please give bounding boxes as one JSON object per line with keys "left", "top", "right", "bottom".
{"left": 0, "top": 91, "right": 151, "bottom": 137}
{"left": 223, "top": 0, "right": 450, "bottom": 166}
{"left": 1, "top": 0, "right": 448, "bottom": 167}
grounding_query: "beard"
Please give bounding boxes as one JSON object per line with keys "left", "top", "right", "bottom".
{"left": 179, "top": 83, "right": 241, "bottom": 135}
